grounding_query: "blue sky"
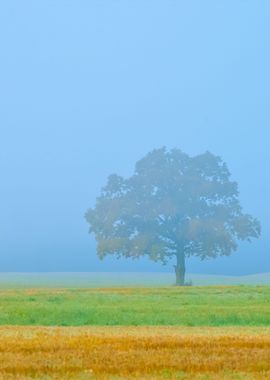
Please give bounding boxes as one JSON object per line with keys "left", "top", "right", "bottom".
{"left": 0, "top": 1, "right": 269, "bottom": 274}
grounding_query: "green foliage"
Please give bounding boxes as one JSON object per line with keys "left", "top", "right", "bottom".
{"left": 85, "top": 148, "right": 261, "bottom": 277}
{"left": 0, "top": 286, "right": 270, "bottom": 326}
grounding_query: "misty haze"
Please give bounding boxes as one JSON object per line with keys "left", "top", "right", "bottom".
{"left": 0, "top": 1, "right": 270, "bottom": 379}
{"left": 1, "top": 3, "right": 268, "bottom": 281}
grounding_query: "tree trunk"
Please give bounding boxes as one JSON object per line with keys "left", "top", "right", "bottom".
{"left": 174, "top": 252, "right": 186, "bottom": 286}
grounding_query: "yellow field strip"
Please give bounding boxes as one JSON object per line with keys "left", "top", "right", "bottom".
{"left": 0, "top": 326, "right": 270, "bottom": 379}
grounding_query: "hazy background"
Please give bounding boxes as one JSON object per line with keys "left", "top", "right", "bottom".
{"left": 0, "top": 1, "right": 269, "bottom": 275}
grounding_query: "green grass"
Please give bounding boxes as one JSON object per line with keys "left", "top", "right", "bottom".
{"left": 0, "top": 286, "right": 270, "bottom": 326}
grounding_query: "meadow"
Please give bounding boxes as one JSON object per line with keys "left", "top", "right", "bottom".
{"left": 0, "top": 326, "right": 270, "bottom": 379}
{"left": 0, "top": 286, "right": 270, "bottom": 326}
{"left": 0, "top": 283, "right": 270, "bottom": 379}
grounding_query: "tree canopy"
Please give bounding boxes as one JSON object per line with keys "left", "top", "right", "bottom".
{"left": 85, "top": 147, "right": 261, "bottom": 285}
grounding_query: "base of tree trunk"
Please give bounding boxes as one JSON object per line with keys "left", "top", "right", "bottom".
{"left": 174, "top": 265, "right": 185, "bottom": 286}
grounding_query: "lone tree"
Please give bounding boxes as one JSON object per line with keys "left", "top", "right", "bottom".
{"left": 85, "top": 148, "right": 261, "bottom": 285}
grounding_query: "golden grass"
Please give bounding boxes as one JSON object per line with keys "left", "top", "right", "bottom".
{"left": 0, "top": 326, "right": 270, "bottom": 379}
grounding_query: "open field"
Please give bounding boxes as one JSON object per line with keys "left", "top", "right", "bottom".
{"left": 0, "top": 286, "right": 270, "bottom": 326}
{"left": 0, "top": 272, "right": 270, "bottom": 287}
{"left": 0, "top": 326, "right": 270, "bottom": 379}
{"left": 1, "top": 285, "right": 270, "bottom": 378}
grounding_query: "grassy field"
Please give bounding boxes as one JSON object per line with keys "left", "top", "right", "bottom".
{"left": 1, "top": 285, "right": 270, "bottom": 379}
{"left": 0, "top": 286, "right": 270, "bottom": 326}
{"left": 0, "top": 326, "right": 270, "bottom": 379}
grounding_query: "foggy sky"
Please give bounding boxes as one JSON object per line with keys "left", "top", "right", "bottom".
{"left": 0, "top": 1, "right": 269, "bottom": 274}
